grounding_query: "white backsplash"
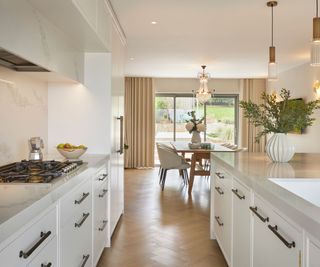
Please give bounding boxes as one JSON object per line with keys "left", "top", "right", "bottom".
{"left": 0, "top": 66, "right": 48, "bottom": 165}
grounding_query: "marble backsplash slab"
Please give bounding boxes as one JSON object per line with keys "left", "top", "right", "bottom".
{"left": 0, "top": 66, "right": 48, "bottom": 165}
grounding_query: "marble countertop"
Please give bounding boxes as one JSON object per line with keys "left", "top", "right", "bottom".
{"left": 0, "top": 154, "right": 108, "bottom": 246}
{"left": 211, "top": 152, "right": 320, "bottom": 240}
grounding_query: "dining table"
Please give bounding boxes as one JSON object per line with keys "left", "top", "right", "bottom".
{"left": 170, "top": 141, "right": 236, "bottom": 194}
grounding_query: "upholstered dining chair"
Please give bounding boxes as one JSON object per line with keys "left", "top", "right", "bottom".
{"left": 156, "top": 143, "right": 190, "bottom": 191}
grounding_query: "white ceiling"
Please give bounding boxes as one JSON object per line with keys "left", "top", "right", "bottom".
{"left": 110, "top": 0, "right": 314, "bottom": 78}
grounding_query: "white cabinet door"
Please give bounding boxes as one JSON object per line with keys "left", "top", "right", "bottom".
{"left": 252, "top": 195, "right": 302, "bottom": 267}
{"left": 308, "top": 238, "right": 320, "bottom": 267}
{"left": 72, "top": 0, "right": 97, "bottom": 29}
{"left": 213, "top": 179, "right": 232, "bottom": 265}
{"left": 232, "top": 179, "right": 251, "bottom": 267}
{"left": 93, "top": 168, "right": 109, "bottom": 266}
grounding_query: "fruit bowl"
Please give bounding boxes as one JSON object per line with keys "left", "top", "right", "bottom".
{"left": 56, "top": 143, "right": 87, "bottom": 159}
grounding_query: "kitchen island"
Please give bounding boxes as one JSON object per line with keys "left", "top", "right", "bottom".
{"left": 211, "top": 152, "right": 320, "bottom": 267}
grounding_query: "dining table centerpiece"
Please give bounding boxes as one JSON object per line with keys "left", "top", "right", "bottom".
{"left": 185, "top": 111, "right": 206, "bottom": 145}
{"left": 240, "top": 88, "right": 320, "bottom": 162}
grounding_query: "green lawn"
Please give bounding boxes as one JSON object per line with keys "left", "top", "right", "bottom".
{"left": 206, "top": 105, "right": 234, "bottom": 122}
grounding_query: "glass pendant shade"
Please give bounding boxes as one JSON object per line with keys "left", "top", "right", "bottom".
{"left": 311, "top": 41, "right": 320, "bottom": 66}
{"left": 268, "top": 62, "right": 278, "bottom": 80}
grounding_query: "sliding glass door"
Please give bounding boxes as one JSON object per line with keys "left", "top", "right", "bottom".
{"left": 155, "top": 94, "right": 238, "bottom": 144}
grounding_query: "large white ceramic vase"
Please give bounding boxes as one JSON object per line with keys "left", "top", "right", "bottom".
{"left": 266, "top": 133, "right": 295, "bottom": 162}
{"left": 191, "top": 131, "right": 201, "bottom": 144}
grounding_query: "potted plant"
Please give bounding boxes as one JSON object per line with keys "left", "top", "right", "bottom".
{"left": 240, "top": 88, "right": 320, "bottom": 162}
{"left": 185, "top": 111, "right": 206, "bottom": 145}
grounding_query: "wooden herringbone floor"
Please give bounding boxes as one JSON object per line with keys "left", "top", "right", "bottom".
{"left": 97, "top": 168, "right": 228, "bottom": 267}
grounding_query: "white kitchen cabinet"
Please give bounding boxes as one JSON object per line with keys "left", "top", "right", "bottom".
{"left": 97, "top": 0, "right": 112, "bottom": 49}
{"left": 213, "top": 178, "right": 232, "bottom": 265}
{"left": 0, "top": 206, "right": 57, "bottom": 267}
{"left": 252, "top": 194, "right": 302, "bottom": 267}
{"left": 232, "top": 179, "right": 251, "bottom": 267}
{"left": 72, "top": 0, "right": 98, "bottom": 30}
{"left": 307, "top": 237, "right": 320, "bottom": 267}
{"left": 60, "top": 179, "right": 93, "bottom": 267}
{"left": 109, "top": 25, "right": 125, "bottom": 236}
{"left": 93, "top": 167, "right": 109, "bottom": 266}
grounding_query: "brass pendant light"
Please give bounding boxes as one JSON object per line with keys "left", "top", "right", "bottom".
{"left": 311, "top": 0, "right": 320, "bottom": 66}
{"left": 267, "top": 1, "right": 278, "bottom": 80}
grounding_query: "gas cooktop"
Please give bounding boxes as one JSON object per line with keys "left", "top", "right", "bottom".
{"left": 0, "top": 160, "right": 83, "bottom": 183}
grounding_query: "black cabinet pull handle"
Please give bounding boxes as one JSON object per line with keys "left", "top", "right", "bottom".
{"left": 249, "top": 206, "right": 269, "bottom": 222}
{"left": 75, "top": 213, "right": 90, "bottom": 228}
{"left": 214, "top": 186, "right": 224, "bottom": 195}
{"left": 41, "top": 263, "right": 52, "bottom": 267}
{"left": 80, "top": 254, "right": 90, "bottom": 267}
{"left": 99, "top": 189, "right": 108, "bottom": 198}
{"left": 215, "top": 172, "right": 224, "bottom": 179}
{"left": 268, "top": 225, "right": 296, "bottom": 248}
{"left": 99, "top": 220, "right": 108, "bottom": 231}
{"left": 98, "top": 174, "right": 108, "bottom": 181}
{"left": 232, "top": 189, "right": 245, "bottom": 200}
{"left": 75, "top": 192, "right": 90, "bottom": 205}
{"left": 214, "top": 216, "right": 224, "bottom": 226}
{"left": 19, "top": 231, "right": 51, "bottom": 259}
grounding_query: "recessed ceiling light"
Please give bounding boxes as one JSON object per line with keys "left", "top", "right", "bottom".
{"left": 129, "top": 57, "right": 135, "bottom": 61}
{"left": 151, "top": 21, "right": 157, "bottom": 25}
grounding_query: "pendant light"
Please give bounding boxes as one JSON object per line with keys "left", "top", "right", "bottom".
{"left": 267, "top": 1, "right": 278, "bottom": 80}
{"left": 311, "top": 0, "right": 320, "bottom": 66}
{"left": 195, "top": 65, "right": 214, "bottom": 104}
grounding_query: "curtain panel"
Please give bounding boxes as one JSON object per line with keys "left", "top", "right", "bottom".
{"left": 241, "top": 79, "right": 266, "bottom": 152}
{"left": 124, "top": 77, "right": 155, "bottom": 168}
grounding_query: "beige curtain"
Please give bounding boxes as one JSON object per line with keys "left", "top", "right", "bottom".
{"left": 240, "top": 79, "right": 266, "bottom": 152}
{"left": 124, "top": 77, "right": 155, "bottom": 168}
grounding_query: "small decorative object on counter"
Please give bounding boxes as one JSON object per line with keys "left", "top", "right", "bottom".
{"left": 57, "top": 143, "right": 87, "bottom": 159}
{"left": 240, "top": 88, "right": 320, "bottom": 162}
{"left": 201, "top": 143, "right": 212, "bottom": 149}
{"left": 185, "top": 111, "right": 206, "bottom": 146}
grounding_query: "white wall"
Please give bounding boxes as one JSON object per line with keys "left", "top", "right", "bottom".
{"left": 0, "top": 66, "right": 48, "bottom": 165}
{"left": 48, "top": 53, "right": 111, "bottom": 155}
{"left": 154, "top": 78, "right": 240, "bottom": 94}
{"left": 268, "top": 63, "right": 320, "bottom": 153}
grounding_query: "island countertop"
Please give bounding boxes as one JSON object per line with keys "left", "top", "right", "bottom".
{"left": 211, "top": 152, "right": 320, "bottom": 240}
{"left": 0, "top": 154, "right": 108, "bottom": 247}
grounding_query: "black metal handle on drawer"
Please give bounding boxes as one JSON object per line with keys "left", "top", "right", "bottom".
{"left": 75, "top": 213, "right": 90, "bottom": 228}
{"left": 214, "top": 216, "right": 224, "bottom": 226}
{"left": 99, "top": 189, "right": 108, "bottom": 198}
{"left": 232, "top": 189, "right": 245, "bottom": 200}
{"left": 80, "top": 254, "right": 90, "bottom": 267}
{"left": 249, "top": 206, "right": 269, "bottom": 222}
{"left": 41, "top": 263, "right": 52, "bottom": 267}
{"left": 99, "top": 220, "right": 108, "bottom": 231}
{"left": 98, "top": 174, "right": 108, "bottom": 181}
{"left": 214, "top": 186, "right": 224, "bottom": 195}
{"left": 215, "top": 172, "right": 224, "bottom": 179}
{"left": 19, "top": 231, "right": 51, "bottom": 259}
{"left": 268, "top": 225, "right": 296, "bottom": 248}
{"left": 75, "top": 192, "right": 90, "bottom": 204}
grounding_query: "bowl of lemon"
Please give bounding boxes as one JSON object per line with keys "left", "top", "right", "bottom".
{"left": 56, "top": 143, "right": 87, "bottom": 159}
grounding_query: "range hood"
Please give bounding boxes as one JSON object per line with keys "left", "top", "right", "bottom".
{"left": 0, "top": 48, "right": 49, "bottom": 72}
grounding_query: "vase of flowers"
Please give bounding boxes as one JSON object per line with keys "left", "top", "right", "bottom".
{"left": 185, "top": 111, "right": 206, "bottom": 144}
{"left": 240, "top": 88, "right": 320, "bottom": 162}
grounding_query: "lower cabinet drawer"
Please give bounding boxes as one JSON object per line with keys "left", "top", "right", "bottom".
{"left": 60, "top": 211, "right": 92, "bottom": 267}
{"left": 0, "top": 206, "right": 57, "bottom": 267}
{"left": 27, "top": 236, "right": 57, "bottom": 267}
{"left": 213, "top": 181, "right": 232, "bottom": 264}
